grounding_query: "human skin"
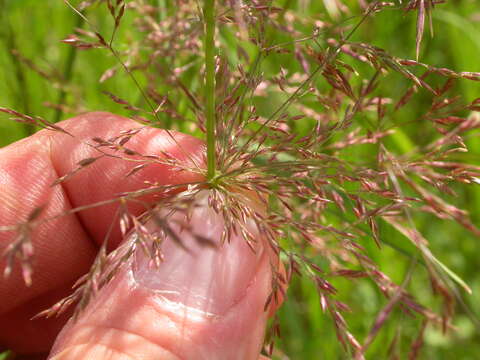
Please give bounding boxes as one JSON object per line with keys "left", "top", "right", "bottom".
{"left": 0, "top": 112, "right": 274, "bottom": 359}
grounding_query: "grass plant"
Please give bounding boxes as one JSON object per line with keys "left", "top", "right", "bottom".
{"left": 1, "top": 0, "right": 480, "bottom": 359}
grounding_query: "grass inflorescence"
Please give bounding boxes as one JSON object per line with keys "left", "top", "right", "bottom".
{"left": 1, "top": 0, "right": 480, "bottom": 358}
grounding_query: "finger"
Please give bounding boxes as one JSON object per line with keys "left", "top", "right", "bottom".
{"left": 49, "top": 191, "right": 273, "bottom": 360}
{"left": 0, "top": 112, "right": 204, "bottom": 353}
{"left": 48, "top": 111, "right": 205, "bottom": 247}
{"left": 0, "top": 283, "right": 74, "bottom": 356}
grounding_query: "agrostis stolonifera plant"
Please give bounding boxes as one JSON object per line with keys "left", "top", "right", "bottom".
{"left": 1, "top": 0, "right": 480, "bottom": 358}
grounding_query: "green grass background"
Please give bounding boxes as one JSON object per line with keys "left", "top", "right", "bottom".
{"left": 1, "top": 0, "right": 479, "bottom": 359}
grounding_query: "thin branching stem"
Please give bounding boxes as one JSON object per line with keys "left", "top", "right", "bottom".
{"left": 224, "top": 5, "right": 375, "bottom": 172}
{"left": 63, "top": 0, "right": 201, "bottom": 173}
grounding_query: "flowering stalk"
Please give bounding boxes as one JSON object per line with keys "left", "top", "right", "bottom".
{"left": 204, "top": 0, "right": 216, "bottom": 181}
{"left": 2, "top": 1, "right": 480, "bottom": 358}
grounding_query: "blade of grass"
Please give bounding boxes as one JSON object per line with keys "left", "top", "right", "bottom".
{"left": 422, "top": 246, "right": 472, "bottom": 295}
{"left": 54, "top": 12, "right": 84, "bottom": 123}
{"left": 0, "top": 0, "right": 34, "bottom": 135}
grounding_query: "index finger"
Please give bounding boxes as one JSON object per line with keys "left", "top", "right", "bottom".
{"left": 0, "top": 112, "right": 204, "bottom": 352}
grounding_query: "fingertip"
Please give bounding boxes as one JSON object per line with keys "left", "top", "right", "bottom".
{"left": 48, "top": 112, "right": 206, "bottom": 246}
{"left": 49, "top": 190, "right": 274, "bottom": 360}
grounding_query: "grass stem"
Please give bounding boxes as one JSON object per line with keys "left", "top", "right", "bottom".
{"left": 54, "top": 13, "right": 84, "bottom": 123}
{"left": 0, "top": 0, "right": 34, "bottom": 135}
{"left": 203, "top": 0, "right": 216, "bottom": 180}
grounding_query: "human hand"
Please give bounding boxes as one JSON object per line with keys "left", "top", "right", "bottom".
{"left": 0, "top": 112, "right": 275, "bottom": 359}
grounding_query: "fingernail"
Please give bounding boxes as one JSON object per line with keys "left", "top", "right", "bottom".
{"left": 132, "top": 191, "right": 263, "bottom": 316}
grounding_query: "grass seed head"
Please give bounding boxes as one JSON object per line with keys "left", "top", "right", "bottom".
{"left": 1, "top": 0, "right": 480, "bottom": 357}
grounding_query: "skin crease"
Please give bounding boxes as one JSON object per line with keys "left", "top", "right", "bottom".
{"left": 0, "top": 112, "right": 277, "bottom": 359}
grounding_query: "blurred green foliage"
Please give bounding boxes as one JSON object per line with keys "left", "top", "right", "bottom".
{"left": 0, "top": 0, "right": 479, "bottom": 359}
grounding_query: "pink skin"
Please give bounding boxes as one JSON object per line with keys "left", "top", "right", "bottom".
{"left": 0, "top": 112, "right": 274, "bottom": 359}
{"left": 49, "top": 202, "right": 272, "bottom": 359}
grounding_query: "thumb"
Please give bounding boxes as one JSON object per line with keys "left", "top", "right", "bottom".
{"left": 48, "top": 190, "right": 274, "bottom": 360}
